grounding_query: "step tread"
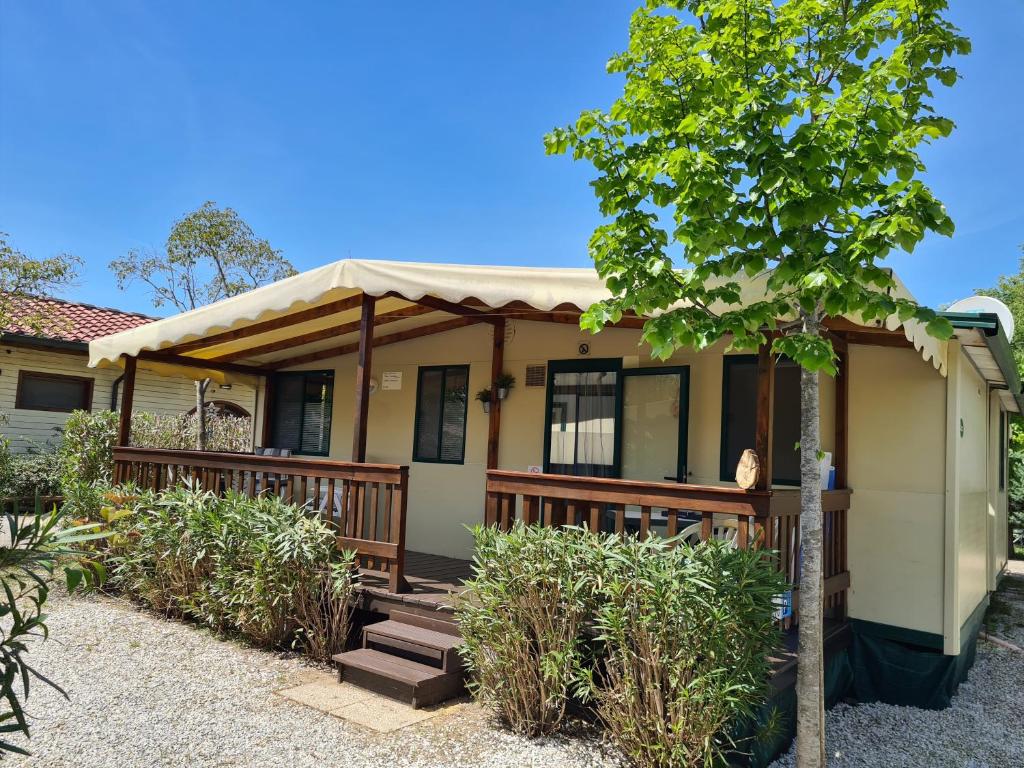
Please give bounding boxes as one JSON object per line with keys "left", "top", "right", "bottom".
{"left": 364, "top": 620, "right": 464, "bottom": 652}
{"left": 334, "top": 648, "right": 454, "bottom": 686}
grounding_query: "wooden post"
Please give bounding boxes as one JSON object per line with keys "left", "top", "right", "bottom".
{"left": 117, "top": 356, "right": 137, "bottom": 447}
{"left": 833, "top": 342, "right": 849, "bottom": 489}
{"left": 260, "top": 374, "right": 274, "bottom": 448}
{"left": 754, "top": 342, "right": 775, "bottom": 490}
{"left": 487, "top": 318, "right": 505, "bottom": 470}
{"left": 351, "top": 293, "right": 376, "bottom": 463}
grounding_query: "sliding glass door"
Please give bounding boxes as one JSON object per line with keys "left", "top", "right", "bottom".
{"left": 544, "top": 359, "right": 621, "bottom": 478}
{"left": 621, "top": 367, "right": 689, "bottom": 483}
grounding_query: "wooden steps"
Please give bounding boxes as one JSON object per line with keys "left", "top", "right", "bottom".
{"left": 334, "top": 610, "right": 465, "bottom": 709}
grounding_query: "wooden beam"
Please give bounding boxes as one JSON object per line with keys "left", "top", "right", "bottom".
{"left": 754, "top": 343, "right": 775, "bottom": 490}
{"left": 260, "top": 374, "right": 273, "bottom": 448}
{"left": 352, "top": 295, "right": 376, "bottom": 463}
{"left": 385, "top": 292, "right": 500, "bottom": 324}
{"left": 208, "top": 304, "right": 436, "bottom": 363}
{"left": 267, "top": 316, "right": 485, "bottom": 369}
{"left": 494, "top": 308, "right": 647, "bottom": 330}
{"left": 834, "top": 346, "right": 849, "bottom": 489}
{"left": 136, "top": 350, "right": 269, "bottom": 377}
{"left": 487, "top": 318, "right": 505, "bottom": 470}
{"left": 117, "top": 356, "right": 137, "bottom": 447}
{"left": 164, "top": 295, "right": 365, "bottom": 354}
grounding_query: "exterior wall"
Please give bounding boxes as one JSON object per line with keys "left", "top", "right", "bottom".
{"left": 846, "top": 344, "right": 947, "bottom": 638}
{"left": 0, "top": 344, "right": 256, "bottom": 452}
{"left": 955, "top": 353, "right": 990, "bottom": 632}
{"left": 286, "top": 320, "right": 836, "bottom": 560}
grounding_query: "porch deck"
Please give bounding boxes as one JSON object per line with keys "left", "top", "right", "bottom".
{"left": 355, "top": 550, "right": 472, "bottom": 616}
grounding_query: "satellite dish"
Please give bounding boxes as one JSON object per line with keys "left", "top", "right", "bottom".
{"left": 947, "top": 295, "right": 1015, "bottom": 341}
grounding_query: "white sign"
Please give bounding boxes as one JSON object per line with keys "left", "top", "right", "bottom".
{"left": 382, "top": 371, "right": 402, "bottom": 391}
{"left": 527, "top": 465, "right": 542, "bottom": 474}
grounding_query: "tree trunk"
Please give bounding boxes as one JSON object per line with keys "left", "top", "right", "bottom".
{"left": 795, "top": 314, "right": 826, "bottom": 768}
{"left": 195, "top": 378, "right": 210, "bottom": 451}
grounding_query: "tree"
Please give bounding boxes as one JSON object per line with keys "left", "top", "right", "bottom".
{"left": 0, "top": 233, "right": 80, "bottom": 334}
{"left": 546, "top": 2, "right": 966, "bottom": 764}
{"left": 110, "top": 202, "right": 294, "bottom": 449}
{"left": 977, "top": 246, "right": 1024, "bottom": 556}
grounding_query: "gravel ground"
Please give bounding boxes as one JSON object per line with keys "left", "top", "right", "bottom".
{"left": 8, "top": 589, "right": 619, "bottom": 768}
{"left": 770, "top": 560, "right": 1024, "bottom": 768}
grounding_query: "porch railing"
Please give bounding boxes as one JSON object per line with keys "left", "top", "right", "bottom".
{"left": 113, "top": 447, "right": 410, "bottom": 592}
{"left": 485, "top": 469, "right": 851, "bottom": 625}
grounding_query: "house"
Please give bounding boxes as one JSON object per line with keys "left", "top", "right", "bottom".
{"left": 86, "top": 259, "right": 1017, "bottom": 719}
{"left": 0, "top": 296, "right": 257, "bottom": 452}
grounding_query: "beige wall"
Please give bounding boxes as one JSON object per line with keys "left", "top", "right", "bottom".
{"left": 955, "top": 354, "right": 990, "bottom": 630}
{"left": 846, "top": 345, "right": 947, "bottom": 636}
{"left": 0, "top": 344, "right": 256, "bottom": 452}
{"left": 287, "top": 321, "right": 835, "bottom": 560}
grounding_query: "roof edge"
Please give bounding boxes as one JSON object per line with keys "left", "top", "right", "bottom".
{"left": 942, "top": 311, "right": 1024, "bottom": 412}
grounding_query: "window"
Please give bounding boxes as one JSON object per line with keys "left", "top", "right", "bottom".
{"left": 269, "top": 371, "right": 334, "bottom": 455}
{"left": 16, "top": 371, "right": 93, "bottom": 413}
{"left": 413, "top": 365, "right": 469, "bottom": 464}
{"left": 720, "top": 355, "right": 801, "bottom": 485}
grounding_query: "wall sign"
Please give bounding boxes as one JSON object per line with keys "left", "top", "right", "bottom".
{"left": 578, "top": 342, "right": 590, "bottom": 356}
{"left": 382, "top": 371, "right": 403, "bottom": 391}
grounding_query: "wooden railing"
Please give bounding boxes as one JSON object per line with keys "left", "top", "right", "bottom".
{"left": 114, "top": 447, "right": 410, "bottom": 592}
{"left": 485, "top": 470, "right": 851, "bottom": 625}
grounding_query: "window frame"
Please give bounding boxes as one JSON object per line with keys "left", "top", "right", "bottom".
{"left": 269, "top": 369, "right": 335, "bottom": 457}
{"left": 719, "top": 354, "right": 800, "bottom": 486}
{"left": 621, "top": 365, "right": 690, "bottom": 483}
{"left": 15, "top": 370, "right": 94, "bottom": 413}
{"left": 542, "top": 357, "right": 624, "bottom": 477}
{"left": 412, "top": 364, "right": 470, "bottom": 465}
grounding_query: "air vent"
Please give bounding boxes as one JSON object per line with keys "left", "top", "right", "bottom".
{"left": 525, "top": 364, "right": 546, "bottom": 387}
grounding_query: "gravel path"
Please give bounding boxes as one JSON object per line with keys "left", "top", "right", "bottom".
{"left": 9, "top": 590, "right": 618, "bottom": 768}
{"left": 770, "top": 560, "right": 1024, "bottom": 768}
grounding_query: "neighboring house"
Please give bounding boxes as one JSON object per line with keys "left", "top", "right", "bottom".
{"left": 0, "top": 295, "right": 257, "bottom": 451}
{"left": 87, "top": 259, "right": 1017, "bottom": 718}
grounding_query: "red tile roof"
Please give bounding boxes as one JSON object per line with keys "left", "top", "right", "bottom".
{"left": 1, "top": 295, "right": 154, "bottom": 344}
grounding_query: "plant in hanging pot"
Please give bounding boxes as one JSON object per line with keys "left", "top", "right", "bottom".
{"left": 475, "top": 387, "right": 492, "bottom": 413}
{"left": 496, "top": 373, "right": 516, "bottom": 401}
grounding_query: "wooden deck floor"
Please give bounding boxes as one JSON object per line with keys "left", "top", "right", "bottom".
{"left": 355, "top": 550, "right": 472, "bottom": 616}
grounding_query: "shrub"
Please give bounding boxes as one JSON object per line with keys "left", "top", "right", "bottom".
{"left": 592, "top": 538, "right": 785, "bottom": 768}
{"left": 130, "top": 409, "right": 251, "bottom": 453}
{"left": 456, "top": 523, "right": 609, "bottom": 736}
{"left": 59, "top": 410, "right": 118, "bottom": 487}
{"left": 109, "top": 485, "right": 356, "bottom": 660}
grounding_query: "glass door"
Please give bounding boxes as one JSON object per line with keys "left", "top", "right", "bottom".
{"left": 544, "top": 359, "right": 621, "bottom": 477}
{"left": 621, "top": 367, "right": 689, "bottom": 483}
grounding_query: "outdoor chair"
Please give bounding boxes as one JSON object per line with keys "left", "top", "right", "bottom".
{"left": 678, "top": 518, "right": 740, "bottom": 548}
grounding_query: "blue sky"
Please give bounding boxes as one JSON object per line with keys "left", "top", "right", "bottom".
{"left": 1, "top": 1, "right": 1021, "bottom": 317}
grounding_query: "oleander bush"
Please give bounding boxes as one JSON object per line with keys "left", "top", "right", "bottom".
{"left": 0, "top": 440, "right": 62, "bottom": 500}
{"left": 108, "top": 485, "right": 357, "bottom": 661}
{"left": 592, "top": 537, "right": 784, "bottom": 768}
{"left": 130, "top": 409, "right": 251, "bottom": 453}
{"left": 456, "top": 523, "right": 611, "bottom": 736}
{"left": 459, "top": 524, "right": 785, "bottom": 765}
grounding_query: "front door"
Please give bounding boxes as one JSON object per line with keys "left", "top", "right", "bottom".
{"left": 620, "top": 367, "right": 690, "bottom": 483}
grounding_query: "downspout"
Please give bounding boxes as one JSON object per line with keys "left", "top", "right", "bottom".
{"left": 110, "top": 373, "right": 124, "bottom": 411}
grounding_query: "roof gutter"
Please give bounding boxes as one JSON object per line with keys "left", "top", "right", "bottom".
{"left": 940, "top": 311, "right": 1024, "bottom": 413}
{"left": 0, "top": 333, "right": 88, "bottom": 354}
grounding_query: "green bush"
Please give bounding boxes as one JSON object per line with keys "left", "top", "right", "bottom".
{"left": 109, "top": 485, "right": 357, "bottom": 661}
{"left": 593, "top": 538, "right": 785, "bottom": 768}
{"left": 59, "top": 410, "right": 118, "bottom": 488}
{"left": 456, "top": 523, "right": 610, "bottom": 736}
{"left": 130, "top": 409, "right": 251, "bottom": 453}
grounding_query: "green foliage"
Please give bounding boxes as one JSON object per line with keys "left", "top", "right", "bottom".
{"left": 458, "top": 524, "right": 785, "bottom": 763}
{"left": 593, "top": 537, "right": 785, "bottom": 768}
{"left": 0, "top": 233, "right": 80, "bottom": 333}
{"left": 977, "top": 245, "right": 1024, "bottom": 369}
{"left": 109, "top": 201, "right": 295, "bottom": 313}
{"left": 545, "top": 0, "right": 966, "bottom": 371}
{"left": 456, "top": 523, "right": 610, "bottom": 736}
{"left": 109, "top": 485, "right": 357, "bottom": 661}
{"left": 130, "top": 409, "right": 252, "bottom": 453}
{"left": 0, "top": 504, "right": 106, "bottom": 755}
{"left": 59, "top": 410, "right": 118, "bottom": 489}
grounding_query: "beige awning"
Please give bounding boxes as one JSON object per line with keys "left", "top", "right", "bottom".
{"left": 88, "top": 258, "right": 948, "bottom": 381}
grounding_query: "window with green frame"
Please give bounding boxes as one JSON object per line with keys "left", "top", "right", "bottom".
{"left": 269, "top": 370, "right": 334, "bottom": 455}
{"left": 413, "top": 365, "right": 469, "bottom": 464}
